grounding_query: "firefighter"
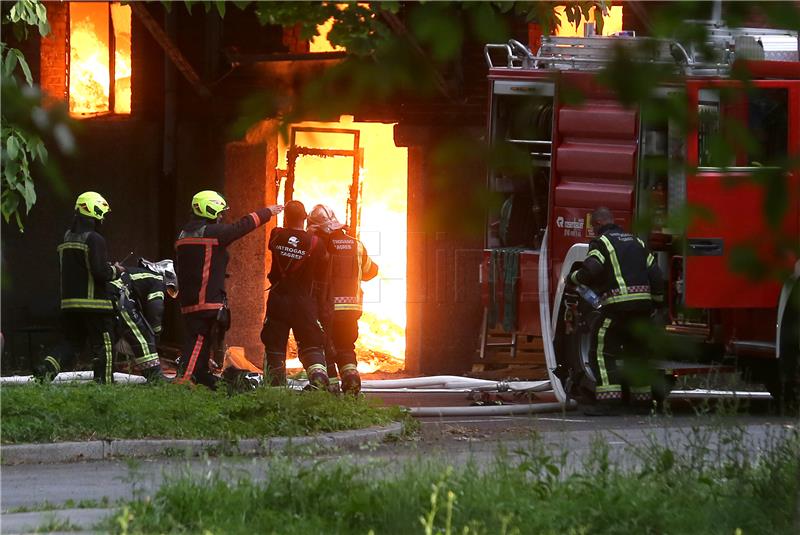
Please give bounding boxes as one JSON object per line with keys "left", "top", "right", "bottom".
{"left": 307, "top": 204, "right": 379, "bottom": 395}
{"left": 175, "top": 190, "right": 282, "bottom": 389}
{"left": 261, "top": 200, "right": 330, "bottom": 389}
{"left": 107, "top": 260, "right": 176, "bottom": 381}
{"left": 108, "top": 270, "right": 164, "bottom": 381}
{"left": 36, "top": 192, "right": 122, "bottom": 383}
{"left": 129, "top": 259, "right": 178, "bottom": 341}
{"left": 568, "top": 206, "right": 665, "bottom": 415}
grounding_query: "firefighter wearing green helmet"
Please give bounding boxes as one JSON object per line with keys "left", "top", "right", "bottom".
{"left": 174, "top": 190, "right": 283, "bottom": 388}
{"left": 35, "top": 191, "right": 123, "bottom": 383}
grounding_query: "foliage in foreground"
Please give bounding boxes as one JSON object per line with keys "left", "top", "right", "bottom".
{"left": 0, "top": 384, "right": 401, "bottom": 444}
{"left": 110, "top": 429, "right": 800, "bottom": 535}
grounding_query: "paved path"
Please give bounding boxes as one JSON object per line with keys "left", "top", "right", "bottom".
{"left": 2, "top": 413, "right": 795, "bottom": 510}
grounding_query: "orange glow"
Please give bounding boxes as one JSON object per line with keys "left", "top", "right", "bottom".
{"left": 309, "top": 18, "right": 345, "bottom": 53}
{"left": 69, "top": 2, "right": 131, "bottom": 115}
{"left": 279, "top": 118, "right": 407, "bottom": 374}
{"left": 554, "top": 5, "right": 623, "bottom": 37}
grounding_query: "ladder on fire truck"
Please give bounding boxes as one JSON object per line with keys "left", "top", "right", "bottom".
{"left": 485, "top": 24, "right": 799, "bottom": 74}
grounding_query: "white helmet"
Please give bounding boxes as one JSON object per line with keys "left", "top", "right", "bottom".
{"left": 307, "top": 204, "right": 344, "bottom": 234}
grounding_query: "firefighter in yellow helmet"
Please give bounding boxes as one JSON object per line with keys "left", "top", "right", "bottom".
{"left": 307, "top": 204, "right": 378, "bottom": 395}
{"left": 35, "top": 192, "right": 123, "bottom": 383}
{"left": 174, "top": 190, "right": 282, "bottom": 388}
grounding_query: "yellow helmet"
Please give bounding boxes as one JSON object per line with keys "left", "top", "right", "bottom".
{"left": 191, "top": 190, "right": 228, "bottom": 220}
{"left": 75, "top": 191, "right": 110, "bottom": 221}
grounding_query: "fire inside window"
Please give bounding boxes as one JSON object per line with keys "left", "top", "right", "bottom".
{"left": 69, "top": 2, "right": 131, "bottom": 115}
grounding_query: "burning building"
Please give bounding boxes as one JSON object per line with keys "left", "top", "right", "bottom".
{"left": 3, "top": 1, "right": 651, "bottom": 378}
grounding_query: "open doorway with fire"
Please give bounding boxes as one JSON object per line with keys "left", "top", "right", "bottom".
{"left": 276, "top": 117, "right": 407, "bottom": 374}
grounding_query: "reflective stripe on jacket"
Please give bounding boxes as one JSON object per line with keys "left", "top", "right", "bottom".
{"left": 570, "top": 224, "right": 664, "bottom": 311}
{"left": 325, "top": 230, "right": 378, "bottom": 314}
{"left": 58, "top": 217, "right": 119, "bottom": 312}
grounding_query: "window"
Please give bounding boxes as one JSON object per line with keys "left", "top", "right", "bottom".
{"left": 69, "top": 2, "right": 131, "bottom": 115}
{"left": 697, "top": 87, "right": 788, "bottom": 168}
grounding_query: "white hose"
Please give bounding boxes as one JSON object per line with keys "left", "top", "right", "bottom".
{"left": 668, "top": 389, "right": 773, "bottom": 400}
{"left": 0, "top": 372, "right": 147, "bottom": 385}
{"left": 361, "top": 376, "right": 499, "bottom": 389}
{"left": 538, "top": 228, "right": 568, "bottom": 404}
{"left": 409, "top": 400, "right": 576, "bottom": 417}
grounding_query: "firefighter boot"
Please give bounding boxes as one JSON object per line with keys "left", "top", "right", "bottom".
{"left": 141, "top": 365, "right": 166, "bottom": 384}
{"left": 264, "top": 353, "right": 287, "bottom": 387}
{"left": 33, "top": 356, "right": 61, "bottom": 383}
{"left": 306, "top": 363, "right": 330, "bottom": 391}
{"left": 340, "top": 364, "right": 361, "bottom": 396}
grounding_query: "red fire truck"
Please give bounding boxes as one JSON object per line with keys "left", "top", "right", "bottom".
{"left": 482, "top": 24, "right": 800, "bottom": 406}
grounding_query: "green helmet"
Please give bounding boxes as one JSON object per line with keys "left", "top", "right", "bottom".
{"left": 75, "top": 191, "right": 110, "bottom": 221}
{"left": 191, "top": 190, "right": 228, "bottom": 220}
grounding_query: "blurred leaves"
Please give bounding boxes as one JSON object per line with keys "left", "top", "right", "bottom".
{"left": 1, "top": 1, "right": 73, "bottom": 231}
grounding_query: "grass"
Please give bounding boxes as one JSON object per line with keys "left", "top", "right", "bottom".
{"left": 107, "top": 428, "right": 800, "bottom": 535}
{"left": 0, "top": 383, "right": 403, "bottom": 444}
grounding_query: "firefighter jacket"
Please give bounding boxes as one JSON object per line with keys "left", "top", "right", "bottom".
{"left": 126, "top": 267, "right": 167, "bottom": 335}
{"left": 267, "top": 227, "right": 326, "bottom": 297}
{"left": 175, "top": 209, "right": 273, "bottom": 314}
{"left": 324, "top": 229, "right": 379, "bottom": 314}
{"left": 570, "top": 224, "right": 664, "bottom": 312}
{"left": 58, "top": 215, "right": 120, "bottom": 312}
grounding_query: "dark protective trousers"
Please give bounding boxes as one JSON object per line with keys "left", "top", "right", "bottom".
{"left": 327, "top": 311, "right": 360, "bottom": 374}
{"left": 115, "top": 289, "right": 162, "bottom": 377}
{"left": 43, "top": 311, "right": 116, "bottom": 383}
{"left": 261, "top": 292, "right": 326, "bottom": 384}
{"left": 587, "top": 309, "right": 654, "bottom": 405}
{"left": 178, "top": 311, "right": 223, "bottom": 389}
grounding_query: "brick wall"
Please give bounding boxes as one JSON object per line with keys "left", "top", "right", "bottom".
{"left": 39, "top": 0, "right": 68, "bottom": 104}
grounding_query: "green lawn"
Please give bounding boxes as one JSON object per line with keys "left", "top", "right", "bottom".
{"left": 108, "top": 429, "right": 800, "bottom": 535}
{"left": 0, "top": 383, "right": 402, "bottom": 444}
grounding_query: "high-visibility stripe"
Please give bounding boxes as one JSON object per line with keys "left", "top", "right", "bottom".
{"left": 587, "top": 249, "right": 605, "bottom": 264}
{"left": 652, "top": 294, "right": 664, "bottom": 303}
{"left": 56, "top": 242, "right": 89, "bottom": 252}
{"left": 61, "top": 298, "right": 114, "bottom": 310}
{"left": 596, "top": 384, "right": 623, "bottom": 393}
{"left": 153, "top": 325, "right": 163, "bottom": 333}
{"left": 178, "top": 334, "right": 205, "bottom": 384}
{"left": 120, "top": 309, "right": 151, "bottom": 361}
{"left": 599, "top": 236, "right": 627, "bottom": 295}
{"left": 248, "top": 212, "right": 261, "bottom": 227}
{"left": 340, "top": 363, "right": 358, "bottom": 373}
{"left": 45, "top": 356, "right": 61, "bottom": 374}
{"left": 103, "top": 331, "right": 113, "bottom": 383}
{"left": 181, "top": 303, "right": 222, "bottom": 314}
{"left": 601, "top": 293, "right": 652, "bottom": 306}
{"left": 647, "top": 254, "right": 655, "bottom": 267}
{"left": 133, "top": 354, "right": 159, "bottom": 366}
{"left": 147, "top": 291, "right": 165, "bottom": 301}
{"left": 307, "top": 363, "right": 327, "bottom": 375}
{"left": 334, "top": 303, "right": 362, "bottom": 312}
{"left": 570, "top": 271, "right": 580, "bottom": 285}
{"left": 596, "top": 317, "right": 612, "bottom": 386}
{"left": 84, "top": 248, "right": 94, "bottom": 299}
{"left": 175, "top": 237, "right": 219, "bottom": 247}
{"left": 130, "top": 273, "right": 162, "bottom": 281}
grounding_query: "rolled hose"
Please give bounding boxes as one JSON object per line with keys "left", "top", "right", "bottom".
{"left": 0, "top": 371, "right": 147, "bottom": 385}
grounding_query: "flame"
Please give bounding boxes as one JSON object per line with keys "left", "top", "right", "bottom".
{"left": 69, "top": 2, "right": 131, "bottom": 115}
{"left": 554, "top": 5, "right": 623, "bottom": 37}
{"left": 279, "top": 118, "right": 408, "bottom": 373}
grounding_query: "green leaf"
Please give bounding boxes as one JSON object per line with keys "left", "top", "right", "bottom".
{"left": 22, "top": 179, "right": 36, "bottom": 212}
{"left": 12, "top": 49, "right": 33, "bottom": 86}
{"left": 215, "top": 1, "right": 226, "bottom": 18}
{"left": 7, "top": 135, "right": 20, "bottom": 160}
